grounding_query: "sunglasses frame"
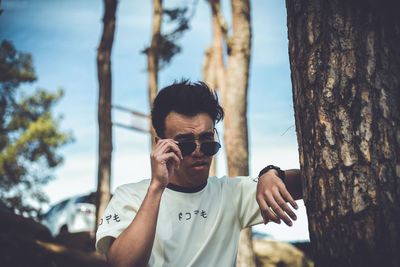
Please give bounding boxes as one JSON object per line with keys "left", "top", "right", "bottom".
{"left": 177, "top": 128, "right": 221, "bottom": 157}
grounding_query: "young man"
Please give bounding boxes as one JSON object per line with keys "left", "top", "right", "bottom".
{"left": 96, "top": 80, "right": 302, "bottom": 267}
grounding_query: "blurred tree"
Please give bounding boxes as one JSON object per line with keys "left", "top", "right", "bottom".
{"left": 287, "top": 0, "right": 400, "bottom": 266}
{"left": 202, "top": 0, "right": 227, "bottom": 177}
{"left": 145, "top": 0, "right": 162, "bottom": 148}
{"left": 143, "top": 1, "right": 192, "bottom": 148}
{"left": 203, "top": 0, "right": 255, "bottom": 266}
{"left": 96, "top": 0, "right": 117, "bottom": 232}
{"left": 0, "top": 40, "right": 71, "bottom": 217}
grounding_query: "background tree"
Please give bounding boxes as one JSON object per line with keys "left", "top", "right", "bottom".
{"left": 0, "top": 40, "right": 71, "bottom": 217}
{"left": 96, "top": 0, "right": 117, "bottom": 231}
{"left": 204, "top": 0, "right": 256, "bottom": 266}
{"left": 202, "top": 0, "right": 226, "bottom": 177}
{"left": 286, "top": 0, "right": 400, "bottom": 265}
{"left": 143, "top": 1, "right": 192, "bottom": 147}
{"left": 145, "top": 0, "right": 162, "bottom": 148}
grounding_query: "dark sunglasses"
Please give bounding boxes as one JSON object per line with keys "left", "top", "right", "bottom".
{"left": 178, "top": 141, "right": 221, "bottom": 157}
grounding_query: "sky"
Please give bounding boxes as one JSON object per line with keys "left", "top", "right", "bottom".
{"left": 1, "top": 0, "right": 309, "bottom": 241}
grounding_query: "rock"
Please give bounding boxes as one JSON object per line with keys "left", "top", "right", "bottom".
{"left": 0, "top": 209, "right": 52, "bottom": 242}
{"left": 253, "top": 239, "right": 314, "bottom": 267}
{"left": 0, "top": 210, "right": 108, "bottom": 267}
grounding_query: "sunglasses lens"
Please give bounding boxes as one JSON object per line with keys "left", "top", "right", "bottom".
{"left": 201, "top": 142, "right": 221, "bottom": 156}
{"left": 178, "top": 142, "right": 196, "bottom": 156}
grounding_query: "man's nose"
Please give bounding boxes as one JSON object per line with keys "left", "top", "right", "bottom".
{"left": 192, "top": 141, "right": 203, "bottom": 156}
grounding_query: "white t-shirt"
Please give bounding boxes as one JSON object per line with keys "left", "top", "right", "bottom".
{"left": 96, "top": 176, "right": 263, "bottom": 267}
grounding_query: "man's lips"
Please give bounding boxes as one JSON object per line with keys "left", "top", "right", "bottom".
{"left": 191, "top": 161, "right": 207, "bottom": 168}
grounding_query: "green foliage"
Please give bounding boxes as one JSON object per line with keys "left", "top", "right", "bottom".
{"left": 142, "top": 3, "right": 196, "bottom": 69}
{"left": 0, "top": 40, "right": 72, "bottom": 217}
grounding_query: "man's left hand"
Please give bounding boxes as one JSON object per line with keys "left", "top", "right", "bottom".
{"left": 256, "top": 170, "right": 298, "bottom": 226}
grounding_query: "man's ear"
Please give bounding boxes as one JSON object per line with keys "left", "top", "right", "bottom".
{"left": 155, "top": 136, "right": 161, "bottom": 144}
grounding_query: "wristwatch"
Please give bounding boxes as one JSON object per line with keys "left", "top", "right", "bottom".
{"left": 258, "top": 165, "right": 286, "bottom": 181}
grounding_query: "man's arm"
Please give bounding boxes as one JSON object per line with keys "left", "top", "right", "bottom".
{"left": 256, "top": 168, "right": 302, "bottom": 227}
{"left": 284, "top": 169, "right": 302, "bottom": 200}
{"left": 107, "top": 139, "right": 182, "bottom": 267}
{"left": 107, "top": 184, "right": 163, "bottom": 267}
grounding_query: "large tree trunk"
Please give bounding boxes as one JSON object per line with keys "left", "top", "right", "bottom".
{"left": 95, "top": 0, "right": 117, "bottom": 232}
{"left": 147, "top": 0, "right": 162, "bottom": 147}
{"left": 286, "top": 0, "right": 400, "bottom": 266}
{"left": 205, "top": 0, "right": 256, "bottom": 266}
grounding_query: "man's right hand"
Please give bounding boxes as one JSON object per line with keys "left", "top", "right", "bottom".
{"left": 108, "top": 139, "right": 182, "bottom": 267}
{"left": 150, "top": 139, "right": 183, "bottom": 189}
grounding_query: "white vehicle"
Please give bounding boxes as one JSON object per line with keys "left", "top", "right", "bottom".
{"left": 41, "top": 192, "right": 96, "bottom": 237}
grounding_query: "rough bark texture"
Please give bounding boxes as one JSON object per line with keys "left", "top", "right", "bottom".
{"left": 95, "top": 0, "right": 117, "bottom": 232}
{"left": 147, "top": 0, "right": 162, "bottom": 147}
{"left": 205, "top": 0, "right": 256, "bottom": 266}
{"left": 286, "top": 0, "right": 400, "bottom": 266}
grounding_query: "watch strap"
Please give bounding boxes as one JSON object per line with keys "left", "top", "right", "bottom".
{"left": 258, "top": 165, "right": 285, "bottom": 181}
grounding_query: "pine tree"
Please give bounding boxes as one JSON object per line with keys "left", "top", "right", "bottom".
{"left": 0, "top": 40, "right": 72, "bottom": 217}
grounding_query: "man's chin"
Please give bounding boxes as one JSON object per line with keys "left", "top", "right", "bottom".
{"left": 188, "top": 166, "right": 211, "bottom": 180}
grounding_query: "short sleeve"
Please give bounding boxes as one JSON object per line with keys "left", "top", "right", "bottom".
{"left": 95, "top": 185, "right": 142, "bottom": 257}
{"left": 227, "top": 176, "right": 263, "bottom": 229}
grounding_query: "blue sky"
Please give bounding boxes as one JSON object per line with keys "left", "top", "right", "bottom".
{"left": 1, "top": 0, "right": 308, "bottom": 241}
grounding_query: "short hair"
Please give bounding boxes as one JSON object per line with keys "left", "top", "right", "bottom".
{"left": 151, "top": 79, "right": 224, "bottom": 138}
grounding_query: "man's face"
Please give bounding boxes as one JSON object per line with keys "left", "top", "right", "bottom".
{"left": 163, "top": 111, "right": 216, "bottom": 187}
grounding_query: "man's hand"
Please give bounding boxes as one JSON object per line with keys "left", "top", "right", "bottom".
{"left": 256, "top": 170, "right": 298, "bottom": 226}
{"left": 150, "top": 139, "right": 183, "bottom": 189}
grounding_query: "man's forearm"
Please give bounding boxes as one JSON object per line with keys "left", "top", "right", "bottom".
{"left": 284, "top": 169, "right": 302, "bottom": 200}
{"left": 108, "top": 183, "right": 164, "bottom": 267}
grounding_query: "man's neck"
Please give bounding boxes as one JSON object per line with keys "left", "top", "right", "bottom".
{"left": 169, "top": 174, "right": 208, "bottom": 188}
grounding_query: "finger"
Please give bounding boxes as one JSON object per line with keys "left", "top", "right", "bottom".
{"left": 272, "top": 188, "right": 297, "bottom": 222}
{"left": 156, "top": 140, "right": 183, "bottom": 160}
{"left": 279, "top": 185, "right": 298, "bottom": 210}
{"left": 153, "top": 139, "right": 170, "bottom": 154}
{"left": 155, "top": 139, "right": 175, "bottom": 151}
{"left": 260, "top": 193, "right": 281, "bottom": 223}
{"left": 265, "top": 192, "right": 292, "bottom": 225}
{"left": 256, "top": 195, "right": 271, "bottom": 224}
{"left": 161, "top": 152, "right": 181, "bottom": 167}
{"left": 163, "top": 139, "right": 183, "bottom": 160}
{"left": 261, "top": 210, "right": 269, "bottom": 225}
{"left": 169, "top": 142, "right": 183, "bottom": 160}
{"left": 276, "top": 189, "right": 297, "bottom": 220}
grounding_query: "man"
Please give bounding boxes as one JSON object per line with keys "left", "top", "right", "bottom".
{"left": 96, "top": 80, "right": 302, "bottom": 266}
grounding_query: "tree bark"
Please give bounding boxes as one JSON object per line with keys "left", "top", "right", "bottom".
{"left": 286, "top": 0, "right": 400, "bottom": 266}
{"left": 205, "top": 0, "right": 256, "bottom": 266}
{"left": 95, "top": 0, "right": 117, "bottom": 232}
{"left": 226, "top": 2, "right": 255, "bottom": 266}
{"left": 147, "top": 0, "right": 162, "bottom": 147}
{"left": 202, "top": 2, "right": 224, "bottom": 177}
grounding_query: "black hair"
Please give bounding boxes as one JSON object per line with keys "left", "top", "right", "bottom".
{"left": 151, "top": 79, "right": 224, "bottom": 138}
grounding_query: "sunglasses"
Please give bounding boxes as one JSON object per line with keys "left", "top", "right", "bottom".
{"left": 178, "top": 141, "right": 221, "bottom": 157}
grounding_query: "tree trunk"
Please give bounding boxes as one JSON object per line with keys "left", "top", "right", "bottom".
{"left": 147, "top": 0, "right": 162, "bottom": 147}
{"left": 205, "top": 0, "right": 256, "bottom": 266}
{"left": 203, "top": 0, "right": 229, "bottom": 178}
{"left": 95, "top": 0, "right": 117, "bottom": 232}
{"left": 224, "top": 0, "right": 251, "bottom": 179}
{"left": 226, "top": 2, "right": 255, "bottom": 266}
{"left": 286, "top": 0, "right": 400, "bottom": 266}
